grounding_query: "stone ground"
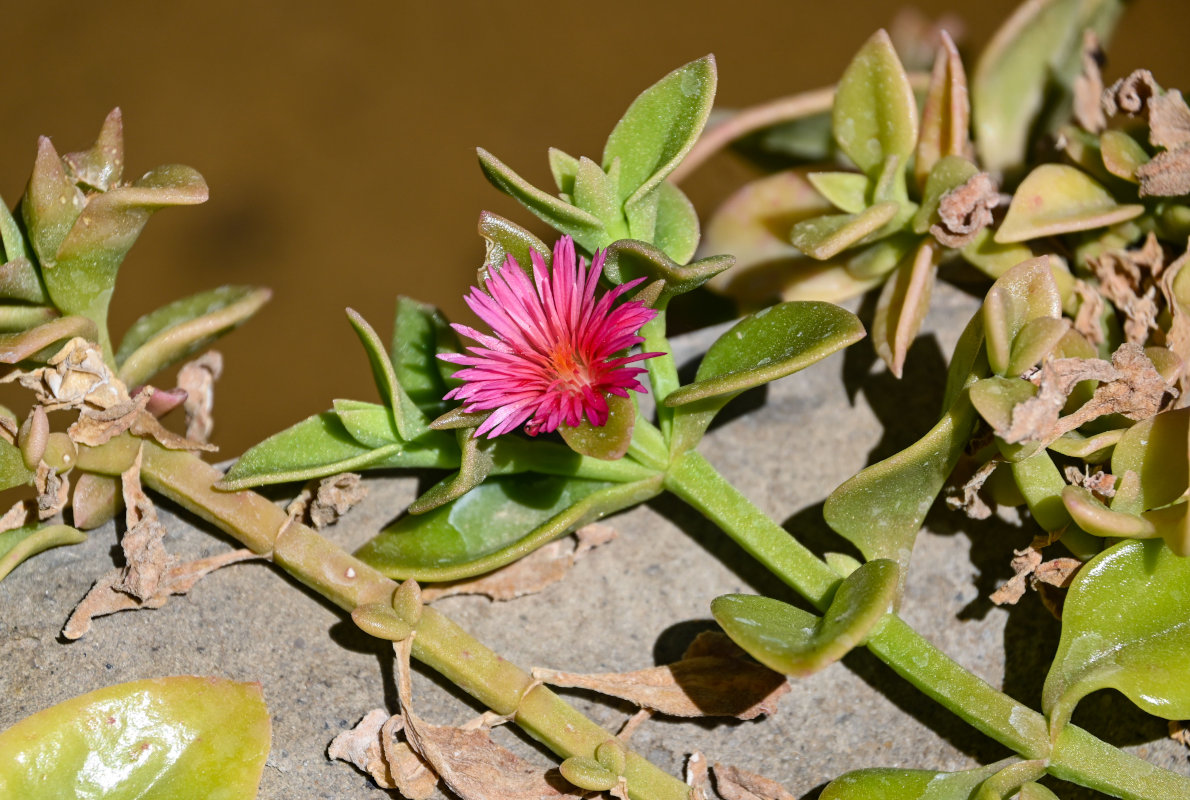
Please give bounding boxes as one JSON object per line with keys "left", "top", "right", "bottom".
{"left": 2, "top": 280, "right": 1187, "bottom": 799}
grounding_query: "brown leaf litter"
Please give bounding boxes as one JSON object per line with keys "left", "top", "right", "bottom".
{"left": 945, "top": 458, "right": 999, "bottom": 520}
{"left": 531, "top": 631, "right": 789, "bottom": 720}
{"left": 34, "top": 462, "right": 69, "bottom": 520}
{"left": 421, "top": 522, "right": 617, "bottom": 602}
{"left": 1171, "top": 720, "right": 1190, "bottom": 749}
{"left": 1001, "top": 343, "right": 1174, "bottom": 445}
{"left": 930, "top": 171, "right": 1000, "bottom": 248}
{"left": 991, "top": 531, "right": 1082, "bottom": 618}
{"left": 712, "top": 762, "right": 797, "bottom": 800}
{"left": 327, "top": 708, "right": 436, "bottom": 798}
{"left": 286, "top": 472, "right": 368, "bottom": 530}
{"left": 1103, "top": 69, "right": 1190, "bottom": 197}
{"left": 1072, "top": 280, "right": 1106, "bottom": 347}
{"left": 686, "top": 752, "right": 710, "bottom": 800}
{"left": 1064, "top": 464, "right": 1116, "bottom": 500}
{"left": 1073, "top": 30, "right": 1106, "bottom": 133}
{"left": 1087, "top": 233, "right": 1166, "bottom": 346}
{"left": 177, "top": 351, "right": 222, "bottom": 443}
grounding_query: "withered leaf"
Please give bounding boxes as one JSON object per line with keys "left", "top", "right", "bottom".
{"left": 1170, "top": 720, "right": 1190, "bottom": 748}
{"left": 129, "top": 410, "right": 218, "bottom": 452}
{"left": 930, "top": 171, "right": 1000, "bottom": 247}
{"left": 616, "top": 708, "right": 653, "bottom": 742}
{"left": 1072, "top": 280, "right": 1105, "bottom": 347}
{"left": 945, "top": 458, "right": 998, "bottom": 520}
{"left": 1088, "top": 234, "right": 1165, "bottom": 346}
{"left": 380, "top": 714, "right": 439, "bottom": 800}
{"left": 2, "top": 337, "right": 130, "bottom": 411}
{"left": 177, "top": 351, "right": 222, "bottom": 443}
{"left": 116, "top": 447, "right": 172, "bottom": 600}
{"left": 0, "top": 500, "right": 30, "bottom": 534}
{"left": 393, "top": 638, "right": 582, "bottom": 800}
{"left": 328, "top": 709, "right": 397, "bottom": 790}
{"left": 1149, "top": 89, "right": 1190, "bottom": 151}
{"left": 1063, "top": 464, "right": 1116, "bottom": 499}
{"left": 309, "top": 473, "right": 368, "bottom": 529}
{"left": 531, "top": 652, "right": 790, "bottom": 720}
{"left": 990, "top": 546, "right": 1043, "bottom": 606}
{"left": 1137, "top": 146, "right": 1190, "bottom": 198}
{"left": 687, "top": 752, "right": 710, "bottom": 800}
{"left": 1102, "top": 69, "right": 1159, "bottom": 118}
{"left": 421, "top": 523, "right": 617, "bottom": 602}
{"left": 1162, "top": 250, "right": 1190, "bottom": 405}
{"left": 1073, "top": 30, "right": 1106, "bottom": 133}
{"left": 34, "top": 462, "right": 69, "bottom": 520}
{"left": 62, "top": 547, "right": 258, "bottom": 639}
{"left": 712, "top": 763, "right": 797, "bottom": 800}
{"left": 68, "top": 390, "right": 152, "bottom": 447}
{"left": 681, "top": 630, "right": 752, "bottom": 661}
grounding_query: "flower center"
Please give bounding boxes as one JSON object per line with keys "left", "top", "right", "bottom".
{"left": 547, "top": 343, "right": 591, "bottom": 389}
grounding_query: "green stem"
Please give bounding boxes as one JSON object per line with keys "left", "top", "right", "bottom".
{"left": 134, "top": 439, "right": 690, "bottom": 800}
{"left": 665, "top": 449, "right": 1190, "bottom": 799}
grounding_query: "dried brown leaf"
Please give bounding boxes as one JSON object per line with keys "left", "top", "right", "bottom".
{"left": 2, "top": 338, "right": 130, "bottom": 411}
{"left": 1002, "top": 357, "right": 1119, "bottom": 444}
{"left": 310, "top": 472, "right": 367, "bottom": 529}
{"left": 616, "top": 708, "right": 653, "bottom": 742}
{"left": 1149, "top": 89, "right": 1190, "bottom": 150}
{"left": 945, "top": 458, "right": 998, "bottom": 520}
{"left": 991, "top": 546, "right": 1043, "bottom": 606}
{"left": 68, "top": 390, "right": 152, "bottom": 447}
{"left": 1102, "top": 69, "right": 1160, "bottom": 118}
{"left": 1072, "top": 280, "right": 1105, "bottom": 347}
{"left": 1161, "top": 250, "right": 1190, "bottom": 404}
{"left": 1170, "top": 720, "right": 1190, "bottom": 748}
{"left": 1064, "top": 464, "right": 1116, "bottom": 499}
{"left": 421, "top": 523, "right": 616, "bottom": 602}
{"left": 393, "top": 638, "right": 582, "bottom": 800}
{"left": 532, "top": 654, "right": 790, "bottom": 720}
{"left": 1033, "top": 557, "right": 1082, "bottom": 588}
{"left": 0, "top": 414, "right": 17, "bottom": 446}
{"left": 712, "top": 763, "right": 797, "bottom": 800}
{"left": 930, "top": 172, "right": 999, "bottom": 248}
{"left": 681, "top": 630, "right": 751, "bottom": 661}
{"left": 115, "top": 447, "right": 172, "bottom": 600}
{"left": 129, "top": 410, "right": 218, "bottom": 452}
{"left": 62, "top": 547, "right": 258, "bottom": 639}
{"left": 328, "top": 709, "right": 397, "bottom": 790}
{"left": 1089, "top": 234, "right": 1166, "bottom": 345}
{"left": 34, "top": 462, "right": 69, "bottom": 520}
{"left": 177, "top": 351, "right": 222, "bottom": 443}
{"left": 0, "top": 500, "right": 30, "bottom": 534}
{"left": 380, "top": 714, "right": 439, "bottom": 800}
{"left": 1073, "top": 30, "right": 1106, "bottom": 133}
{"left": 686, "top": 752, "right": 710, "bottom": 800}
{"left": 1138, "top": 146, "right": 1190, "bottom": 198}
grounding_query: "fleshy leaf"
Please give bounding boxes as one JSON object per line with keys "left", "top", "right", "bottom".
{"left": 872, "top": 239, "right": 939, "bottom": 378}
{"left": 0, "top": 305, "right": 57, "bottom": 333}
{"left": 0, "top": 258, "right": 49, "bottom": 305}
{"left": 912, "top": 155, "right": 979, "bottom": 235}
{"left": 1100, "top": 130, "right": 1150, "bottom": 184}
{"left": 21, "top": 137, "right": 85, "bottom": 269}
{"left": 218, "top": 412, "right": 457, "bottom": 490}
{"left": 477, "top": 211, "right": 550, "bottom": 278}
{"left": 602, "top": 239, "right": 733, "bottom": 303}
{"left": 0, "top": 437, "right": 33, "bottom": 492}
{"left": 1043, "top": 539, "right": 1190, "bottom": 736}
{"left": 1062, "top": 486, "right": 1157, "bottom": 540}
{"left": 346, "top": 308, "right": 429, "bottom": 441}
{"left": 548, "top": 147, "right": 579, "bottom": 196}
{"left": 915, "top": 31, "right": 969, "bottom": 192}
{"left": 822, "top": 761, "right": 1011, "bottom": 800}
{"left": 62, "top": 108, "right": 125, "bottom": 192}
{"left": 832, "top": 30, "right": 918, "bottom": 177}
{"left": 560, "top": 392, "right": 636, "bottom": 461}
{"left": 573, "top": 156, "right": 627, "bottom": 238}
{"left": 653, "top": 180, "right": 701, "bottom": 264}
{"left": 476, "top": 148, "right": 605, "bottom": 253}
{"left": 603, "top": 55, "right": 717, "bottom": 204}
{"left": 665, "top": 301, "right": 865, "bottom": 407}
{"left": 0, "top": 676, "right": 270, "bottom": 799}
{"left": 807, "top": 172, "right": 869, "bottom": 214}
{"left": 355, "top": 474, "right": 660, "bottom": 581}
{"left": 711, "top": 559, "right": 898, "bottom": 677}
{"left": 115, "top": 285, "right": 270, "bottom": 386}
{"left": 1109, "top": 407, "right": 1188, "bottom": 513}
{"left": 961, "top": 229, "right": 1035, "bottom": 279}
{"left": 0, "top": 193, "right": 31, "bottom": 265}
{"left": 1006, "top": 317, "right": 1071, "bottom": 377}
{"left": 0, "top": 523, "right": 86, "bottom": 582}
{"left": 995, "top": 164, "right": 1143, "bottom": 243}
{"left": 333, "top": 399, "right": 400, "bottom": 448}
{"left": 973, "top": 0, "right": 1125, "bottom": 174}
{"left": 0, "top": 315, "right": 98, "bottom": 364}
{"left": 391, "top": 296, "right": 456, "bottom": 417}
{"left": 789, "top": 202, "right": 899, "bottom": 261}
{"left": 1010, "top": 450, "right": 1073, "bottom": 532}
{"left": 407, "top": 428, "right": 494, "bottom": 514}
{"left": 982, "top": 258, "right": 1062, "bottom": 376}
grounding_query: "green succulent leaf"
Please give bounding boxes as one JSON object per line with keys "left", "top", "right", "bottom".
{"left": 915, "top": 32, "right": 970, "bottom": 192}
{"left": 1100, "top": 130, "right": 1150, "bottom": 184}
{"left": 844, "top": 234, "right": 917, "bottom": 281}
{"left": 602, "top": 239, "right": 733, "bottom": 303}
{"left": 972, "top": 0, "right": 1125, "bottom": 175}
{"left": 477, "top": 148, "right": 605, "bottom": 253}
{"left": 653, "top": 180, "right": 701, "bottom": 264}
{"left": 960, "top": 229, "right": 1035, "bottom": 279}
{"left": 218, "top": 412, "right": 457, "bottom": 491}
{"left": 573, "top": 156, "right": 628, "bottom": 238}
{"left": 61, "top": 108, "right": 125, "bottom": 192}
{"left": 1006, "top": 316, "right": 1071, "bottom": 377}
{"left": 1010, "top": 450, "right": 1073, "bottom": 532}
{"left": 603, "top": 55, "right": 717, "bottom": 205}
{"left": 821, "top": 760, "right": 1011, "bottom": 800}
{"left": 21, "top": 137, "right": 85, "bottom": 270}
{"left": 1043, "top": 538, "right": 1190, "bottom": 736}
{"left": 477, "top": 211, "right": 551, "bottom": 278}
{"left": 1062, "top": 486, "right": 1157, "bottom": 540}
{"left": 0, "top": 258, "right": 49, "bottom": 305}
{"left": 560, "top": 756, "right": 619, "bottom": 792}
{"left": 1110, "top": 408, "right": 1189, "bottom": 513}
{"left": 391, "top": 296, "right": 457, "bottom": 418}
{"left": 790, "top": 202, "right": 899, "bottom": 261}
{"left": 0, "top": 315, "right": 98, "bottom": 365}
{"left": 872, "top": 239, "right": 939, "bottom": 378}
{"left": 346, "top": 308, "right": 430, "bottom": 441}
{"left": 711, "top": 559, "right": 898, "bottom": 677}
{"left": 912, "top": 155, "right": 979, "bottom": 235}
{"left": 548, "top": 148, "right": 580, "bottom": 196}
{"left": 560, "top": 393, "right": 636, "bottom": 461}
{"left": 0, "top": 193, "right": 31, "bottom": 265}
{"left": 807, "top": 171, "right": 870, "bottom": 214}
{"left": 0, "top": 676, "right": 270, "bottom": 799}
{"left": 115, "top": 285, "right": 271, "bottom": 387}
{"left": 996, "top": 164, "right": 1144, "bottom": 243}
{"left": 407, "top": 428, "right": 494, "bottom": 514}
{"left": 0, "top": 305, "right": 57, "bottom": 333}
{"left": 0, "top": 437, "right": 33, "bottom": 493}
{"left": 355, "top": 474, "right": 660, "bottom": 581}
{"left": 332, "top": 399, "right": 399, "bottom": 448}
{"left": 0, "top": 523, "right": 85, "bottom": 583}
{"left": 982, "top": 257, "right": 1062, "bottom": 376}
{"left": 832, "top": 29, "right": 918, "bottom": 178}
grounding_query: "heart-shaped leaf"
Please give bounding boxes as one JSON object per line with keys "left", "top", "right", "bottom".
{"left": 982, "top": 258, "right": 1062, "bottom": 376}
{"left": 872, "top": 240, "right": 939, "bottom": 378}
{"left": 218, "top": 411, "right": 457, "bottom": 490}
{"left": 0, "top": 523, "right": 85, "bottom": 582}
{"left": 915, "top": 31, "right": 970, "bottom": 192}
{"left": 115, "top": 285, "right": 271, "bottom": 386}
{"left": 832, "top": 30, "right": 918, "bottom": 177}
{"left": 355, "top": 474, "right": 660, "bottom": 581}
{"left": 807, "top": 171, "right": 870, "bottom": 214}
{"left": 822, "top": 761, "right": 1011, "bottom": 800}
{"left": 711, "top": 559, "right": 898, "bottom": 677}
{"left": 560, "top": 392, "right": 636, "bottom": 461}
{"left": 603, "top": 55, "right": 717, "bottom": 204}
{"left": 1043, "top": 539, "right": 1190, "bottom": 736}
{"left": 996, "top": 165, "right": 1143, "bottom": 243}
{"left": 0, "top": 676, "right": 270, "bottom": 799}
{"left": 477, "top": 148, "right": 605, "bottom": 253}
{"left": 602, "top": 239, "right": 732, "bottom": 303}
{"left": 789, "top": 202, "right": 899, "bottom": 261}
{"left": 973, "top": 0, "right": 1125, "bottom": 175}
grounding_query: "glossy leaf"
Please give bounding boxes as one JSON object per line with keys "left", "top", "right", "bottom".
{"left": 872, "top": 239, "right": 938, "bottom": 378}
{"left": 1048, "top": 428, "right": 1122, "bottom": 461}
{"left": 1006, "top": 317, "right": 1071, "bottom": 377}
{"left": 603, "top": 55, "right": 717, "bottom": 204}
{"left": 1010, "top": 450, "right": 1072, "bottom": 532}
{"left": 712, "top": 559, "right": 898, "bottom": 677}
{"left": 218, "top": 412, "right": 457, "bottom": 490}
{"left": 915, "top": 31, "right": 969, "bottom": 192}
{"left": 807, "top": 171, "right": 869, "bottom": 214}
{"left": 560, "top": 392, "right": 635, "bottom": 461}
{"left": 0, "top": 676, "right": 269, "bottom": 799}
{"left": 602, "top": 239, "right": 732, "bottom": 303}
{"left": 116, "top": 285, "right": 271, "bottom": 386}
{"left": 1043, "top": 539, "right": 1190, "bottom": 735}
{"left": 832, "top": 30, "right": 918, "bottom": 177}
{"left": 390, "top": 295, "right": 456, "bottom": 417}
{"left": 969, "top": 376, "right": 1036, "bottom": 439}
{"left": 822, "top": 760, "right": 1011, "bottom": 799}
{"left": 0, "top": 315, "right": 97, "bottom": 364}
{"left": 995, "top": 164, "right": 1143, "bottom": 243}
{"left": 1110, "top": 408, "right": 1189, "bottom": 513}
{"left": 0, "top": 523, "right": 85, "bottom": 582}
{"left": 355, "top": 474, "right": 660, "bottom": 581}
{"left": 665, "top": 301, "right": 865, "bottom": 407}
{"left": 982, "top": 258, "right": 1062, "bottom": 376}
{"left": 477, "top": 148, "right": 605, "bottom": 253}
{"left": 1100, "top": 130, "right": 1150, "bottom": 184}
{"left": 1062, "top": 486, "right": 1157, "bottom": 540}
{"left": 789, "top": 202, "right": 899, "bottom": 261}
{"left": 973, "top": 0, "right": 1125, "bottom": 174}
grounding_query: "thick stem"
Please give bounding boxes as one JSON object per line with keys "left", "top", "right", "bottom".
{"left": 135, "top": 439, "right": 691, "bottom": 800}
{"left": 665, "top": 449, "right": 1190, "bottom": 799}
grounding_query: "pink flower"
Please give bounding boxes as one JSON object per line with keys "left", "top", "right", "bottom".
{"left": 440, "top": 236, "right": 661, "bottom": 438}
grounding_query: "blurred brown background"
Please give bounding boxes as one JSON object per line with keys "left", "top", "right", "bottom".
{"left": 2, "top": 1, "right": 1186, "bottom": 457}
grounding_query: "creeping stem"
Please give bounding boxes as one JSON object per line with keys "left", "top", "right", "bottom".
{"left": 663, "top": 449, "right": 1190, "bottom": 799}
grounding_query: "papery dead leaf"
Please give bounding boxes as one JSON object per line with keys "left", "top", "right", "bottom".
{"left": 1162, "top": 250, "right": 1190, "bottom": 404}
{"left": 177, "top": 351, "right": 222, "bottom": 443}
{"left": 34, "top": 462, "right": 69, "bottom": 520}
{"left": 1102, "top": 69, "right": 1160, "bottom": 118}
{"left": 328, "top": 709, "right": 397, "bottom": 790}
{"left": 1088, "top": 233, "right": 1165, "bottom": 346}
{"left": 62, "top": 547, "right": 258, "bottom": 639}
{"left": 422, "top": 523, "right": 617, "bottom": 602}
{"left": 616, "top": 709, "right": 653, "bottom": 742}
{"left": 532, "top": 652, "right": 790, "bottom": 720}
{"left": 1073, "top": 30, "right": 1106, "bottom": 133}
{"left": 681, "top": 630, "right": 752, "bottom": 661}
{"left": 1170, "top": 720, "right": 1190, "bottom": 748}
{"left": 1064, "top": 464, "right": 1116, "bottom": 499}
{"left": 712, "top": 762, "right": 797, "bottom": 800}
{"left": 2, "top": 337, "right": 130, "bottom": 411}
{"left": 945, "top": 458, "right": 998, "bottom": 520}
{"left": 116, "top": 448, "right": 172, "bottom": 600}
{"left": 67, "top": 390, "right": 152, "bottom": 447}
{"left": 380, "top": 713, "right": 439, "bottom": 800}
{"left": 930, "top": 172, "right": 1000, "bottom": 247}
{"left": 1072, "top": 280, "right": 1105, "bottom": 347}
{"left": 1137, "top": 147, "right": 1190, "bottom": 198}
{"left": 393, "top": 638, "right": 582, "bottom": 800}
{"left": 129, "top": 410, "right": 218, "bottom": 452}
{"left": 991, "top": 546, "right": 1043, "bottom": 606}
{"left": 310, "top": 473, "right": 367, "bottom": 529}
{"left": 0, "top": 500, "right": 30, "bottom": 534}
{"left": 687, "top": 752, "right": 710, "bottom": 800}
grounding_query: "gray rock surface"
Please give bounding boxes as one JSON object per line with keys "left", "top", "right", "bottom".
{"left": 2, "top": 281, "right": 1187, "bottom": 798}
